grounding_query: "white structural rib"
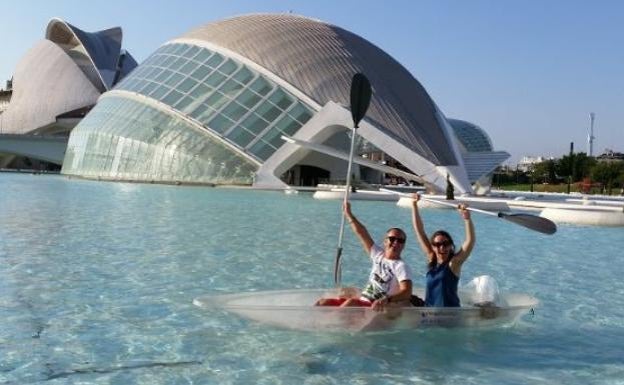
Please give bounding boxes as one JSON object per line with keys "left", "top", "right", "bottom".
{"left": 281, "top": 135, "right": 425, "bottom": 184}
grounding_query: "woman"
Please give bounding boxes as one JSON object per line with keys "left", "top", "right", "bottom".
{"left": 316, "top": 202, "right": 413, "bottom": 311}
{"left": 411, "top": 194, "right": 475, "bottom": 307}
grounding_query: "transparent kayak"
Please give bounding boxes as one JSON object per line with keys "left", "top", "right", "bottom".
{"left": 193, "top": 288, "right": 538, "bottom": 332}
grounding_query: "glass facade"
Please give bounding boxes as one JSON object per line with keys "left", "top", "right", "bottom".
{"left": 449, "top": 120, "right": 493, "bottom": 153}
{"left": 62, "top": 96, "right": 258, "bottom": 184}
{"left": 63, "top": 42, "right": 316, "bottom": 184}
{"left": 115, "top": 43, "right": 313, "bottom": 161}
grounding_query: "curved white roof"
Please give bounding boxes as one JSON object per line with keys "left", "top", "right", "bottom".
{"left": 46, "top": 18, "right": 133, "bottom": 91}
{"left": 0, "top": 40, "right": 100, "bottom": 135}
{"left": 181, "top": 14, "right": 459, "bottom": 166}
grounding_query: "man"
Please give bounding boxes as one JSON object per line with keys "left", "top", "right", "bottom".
{"left": 316, "top": 202, "right": 413, "bottom": 311}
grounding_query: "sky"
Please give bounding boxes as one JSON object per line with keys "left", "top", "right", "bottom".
{"left": 1, "top": 0, "right": 622, "bottom": 165}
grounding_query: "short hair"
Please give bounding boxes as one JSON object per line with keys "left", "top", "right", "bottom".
{"left": 386, "top": 227, "right": 406, "bottom": 240}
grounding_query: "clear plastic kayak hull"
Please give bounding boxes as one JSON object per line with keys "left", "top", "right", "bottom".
{"left": 193, "top": 288, "right": 538, "bottom": 332}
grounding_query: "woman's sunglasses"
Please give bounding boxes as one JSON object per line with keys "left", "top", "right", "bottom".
{"left": 432, "top": 240, "right": 452, "bottom": 248}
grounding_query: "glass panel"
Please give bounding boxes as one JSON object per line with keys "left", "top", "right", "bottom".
{"left": 249, "top": 140, "right": 276, "bottom": 161}
{"left": 182, "top": 45, "right": 200, "bottom": 58}
{"left": 194, "top": 49, "right": 212, "bottom": 63}
{"left": 289, "top": 103, "right": 313, "bottom": 123}
{"left": 190, "top": 65, "right": 211, "bottom": 81}
{"left": 221, "top": 102, "right": 247, "bottom": 122}
{"left": 204, "top": 91, "right": 229, "bottom": 111}
{"left": 218, "top": 59, "right": 237, "bottom": 75}
{"left": 162, "top": 90, "right": 184, "bottom": 106}
{"left": 256, "top": 102, "right": 282, "bottom": 122}
{"left": 240, "top": 113, "right": 269, "bottom": 134}
{"left": 155, "top": 69, "right": 174, "bottom": 82}
{"left": 274, "top": 116, "right": 301, "bottom": 136}
{"left": 268, "top": 89, "right": 294, "bottom": 110}
{"left": 161, "top": 44, "right": 176, "bottom": 54}
{"left": 172, "top": 44, "right": 190, "bottom": 55}
{"left": 177, "top": 77, "right": 198, "bottom": 93}
{"left": 174, "top": 96, "right": 195, "bottom": 111}
{"left": 238, "top": 89, "right": 262, "bottom": 109}
{"left": 123, "top": 79, "right": 139, "bottom": 91}
{"left": 161, "top": 56, "right": 177, "bottom": 68}
{"left": 149, "top": 85, "right": 170, "bottom": 100}
{"left": 179, "top": 60, "right": 200, "bottom": 75}
{"left": 164, "top": 72, "right": 184, "bottom": 87}
{"left": 141, "top": 55, "right": 158, "bottom": 66}
{"left": 249, "top": 77, "right": 272, "bottom": 96}
{"left": 152, "top": 55, "right": 168, "bottom": 67}
{"left": 208, "top": 114, "right": 235, "bottom": 133}
{"left": 146, "top": 67, "right": 163, "bottom": 80}
{"left": 262, "top": 126, "right": 287, "bottom": 148}
{"left": 205, "top": 72, "right": 226, "bottom": 88}
{"left": 171, "top": 57, "right": 188, "bottom": 69}
{"left": 189, "top": 83, "right": 212, "bottom": 99}
{"left": 226, "top": 126, "right": 255, "bottom": 147}
{"left": 131, "top": 66, "right": 148, "bottom": 79}
{"left": 132, "top": 80, "right": 148, "bottom": 92}
{"left": 233, "top": 67, "right": 254, "bottom": 84}
{"left": 206, "top": 53, "right": 224, "bottom": 68}
{"left": 219, "top": 78, "right": 244, "bottom": 97}
{"left": 190, "top": 103, "right": 216, "bottom": 122}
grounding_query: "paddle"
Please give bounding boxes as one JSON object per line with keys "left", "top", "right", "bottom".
{"left": 379, "top": 188, "right": 557, "bottom": 235}
{"left": 335, "top": 73, "right": 373, "bottom": 287}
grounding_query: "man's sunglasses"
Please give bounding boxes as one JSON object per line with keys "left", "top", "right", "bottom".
{"left": 386, "top": 236, "right": 406, "bottom": 244}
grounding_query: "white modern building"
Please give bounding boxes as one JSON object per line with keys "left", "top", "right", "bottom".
{"left": 62, "top": 14, "right": 508, "bottom": 194}
{"left": 0, "top": 18, "right": 136, "bottom": 168}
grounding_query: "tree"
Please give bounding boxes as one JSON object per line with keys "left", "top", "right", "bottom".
{"left": 591, "top": 162, "right": 624, "bottom": 195}
{"left": 532, "top": 159, "right": 556, "bottom": 184}
{"left": 556, "top": 152, "right": 595, "bottom": 182}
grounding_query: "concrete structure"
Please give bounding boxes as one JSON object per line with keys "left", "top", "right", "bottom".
{"left": 0, "top": 18, "right": 136, "bottom": 168}
{"left": 62, "top": 14, "right": 508, "bottom": 193}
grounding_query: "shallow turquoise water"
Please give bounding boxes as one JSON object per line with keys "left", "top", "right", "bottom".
{"left": 0, "top": 173, "right": 622, "bottom": 384}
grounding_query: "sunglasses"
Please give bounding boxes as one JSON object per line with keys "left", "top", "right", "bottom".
{"left": 386, "top": 236, "right": 406, "bottom": 244}
{"left": 432, "top": 240, "right": 452, "bottom": 248}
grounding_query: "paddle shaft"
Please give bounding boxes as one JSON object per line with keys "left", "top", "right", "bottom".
{"left": 335, "top": 124, "right": 358, "bottom": 286}
{"left": 379, "top": 188, "right": 556, "bottom": 234}
{"left": 334, "top": 73, "right": 373, "bottom": 287}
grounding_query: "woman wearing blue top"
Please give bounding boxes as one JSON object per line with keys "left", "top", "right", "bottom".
{"left": 411, "top": 194, "right": 475, "bottom": 307}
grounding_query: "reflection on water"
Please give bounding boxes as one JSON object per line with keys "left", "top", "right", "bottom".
{"left": 0, "top": 173, "right": 623, "bottom": 384}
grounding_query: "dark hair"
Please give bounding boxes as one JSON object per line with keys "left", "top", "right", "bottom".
{"left": 386, "top": 227, "right": 407, "bottom": 240}
{"left": 428, "top": 230, "right": 455, "bottom": 269}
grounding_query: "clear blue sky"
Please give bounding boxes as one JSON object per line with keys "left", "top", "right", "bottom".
{"left": 1, "top": 0, "right": 622, "bottom": 164}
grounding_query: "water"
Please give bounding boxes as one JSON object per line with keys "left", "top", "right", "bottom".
{"left": 0, "top": 173, "right": 622, "bottom": 384}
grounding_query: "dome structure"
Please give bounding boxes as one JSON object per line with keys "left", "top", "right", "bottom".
{"left": 0, "top": 39, "right": 101, "bottom": 136}
{"left": 62, "top": 14, "right": 507, "bottom": 192}
{"left": 0, "top": 18, "right": 136, "bottom": 168}
{"left": 448, "top": 118, "right": 510, "bottom": 194}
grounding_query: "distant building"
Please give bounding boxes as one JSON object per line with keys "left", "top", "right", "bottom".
{"left": 596, "top": 149, "right": 624, "bottom": 163}
{"left": 517, "top": 156, "right": 550, "bottom": 172}
{"left": 0, "top": 18, "right": 136, "bottom": 169}
{"left": 62, "top": 14, "right": 509, "bottom": 194}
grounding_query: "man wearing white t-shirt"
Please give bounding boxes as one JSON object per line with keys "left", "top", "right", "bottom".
{"left": 316, "top": 202, "right": 413, "bottom": 311}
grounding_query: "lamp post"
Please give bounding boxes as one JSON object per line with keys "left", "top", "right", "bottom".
{"left": 567, "top": 142, "right": 574, "bottom": 194}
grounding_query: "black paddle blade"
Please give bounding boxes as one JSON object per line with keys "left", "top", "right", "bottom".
{"left": 350, "top": 73, "right": 372, "bottom": 128}
{"left": 500, "top": 213, "right": 557, "bottom": 235}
